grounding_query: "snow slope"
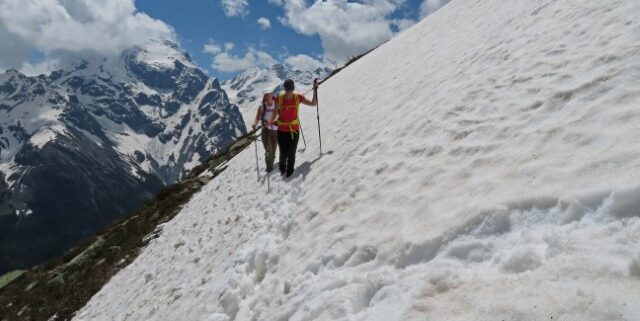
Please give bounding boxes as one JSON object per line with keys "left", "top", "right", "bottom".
{"left": 74, "top": 0, "right": 640, "bottom": 320}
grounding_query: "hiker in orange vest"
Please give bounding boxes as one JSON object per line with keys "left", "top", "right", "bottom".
{"left": 275, "top": 79, "right": 318, "bottom": 178}
{"left": 252, "top": 92, "right": 278, "bottom": 172}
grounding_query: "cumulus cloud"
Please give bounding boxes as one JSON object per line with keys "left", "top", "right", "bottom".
{"left": 257, "top": 17, "right": 272, "bottom": 30}
{"left": 0, "top": 0, "right": 174, "bottom": 74}
{"left": 204, "top": 42, "right": 277, "bottom": 72}
{"left": 284, "top": 54, "right": 330, "bottom": 71}
{"left": 392, "top": 18, "right": 416, "bottom": 32}
{"left": 20, "top": 58, "right": 63, "bottom": 76}
{"left": 221, "top": 0, "right": 250, "bottom": 17}
{"left": 203, "top": 41, "right": 222, "bottom": 55}
{"left": 276, "top": 0, "right": 407, "bottom": 64}
{"left": 420, "top": 0, "right": 450, "bottom": 18}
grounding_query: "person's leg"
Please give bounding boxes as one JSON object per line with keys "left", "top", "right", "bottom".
{"left": 277, "top": 131, "right": 288, "bottom": 175}
{"left": 261, "top": 129, "right": 270, "bottom": 170}
{"left": 285, "top": 132, "right": 300, "bottom": 177}
{"left": 268, "top": 130, "right": 278, "bottom": 171}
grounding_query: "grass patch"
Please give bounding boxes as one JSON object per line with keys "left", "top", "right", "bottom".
{"left": 0, "top": 271, "right": 25, "bottom": 290}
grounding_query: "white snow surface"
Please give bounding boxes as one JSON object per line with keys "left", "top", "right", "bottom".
{"left": 74, "top": 0, "right": 640, "bottom": 320}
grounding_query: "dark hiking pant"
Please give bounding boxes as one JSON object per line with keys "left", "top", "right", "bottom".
{"left": 261, "top": 128, "right": 277, "bottom": 172}
{"left": 277, "top": 131, "right": 299, "bottom": 177}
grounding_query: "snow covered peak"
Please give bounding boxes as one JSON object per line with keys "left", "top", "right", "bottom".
{"left": 270, "top": 63, "right": 289, "bottom": 79}
{"left": 0, "top": 69, "right": 24, "bottom": 78}
{"left": 126, "top": 39, "right": 196, "bottom": 70}
{"left": 0, "top": 39, "right": 246, "bottom": 274}
{"left": 74, "top": 0, "right": 640, "bottom": 320}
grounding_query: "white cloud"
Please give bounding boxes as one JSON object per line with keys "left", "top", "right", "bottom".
{"left": 20, "top": 58, "right": 62, "bottom": 76}
{"left": 276, "top": 0, "right": 407, "bottom": 63}
{"left": 204, "top": 40, "right": 329, "bottom": 74}
{"left": 284, "top": 54, "right": 330, "bottom": 71}
{"left": 0, "top": 0, "right": 174, "bottom": 73}
{"left": 221, "top": 0, "right": 249, "bottom": 17}
{"left": 203, "top": 41, "right": 222, "bottom": 54}
{"left": 392, "top": 18, "right": 416, "bottom": 32}
{"left": 257, "top": 17, "right": 272, "bottom": 30}
{"left": 420, "top": 0, "right": 450, "bottom": 18}
{"left": 204, "top": 43, "right": 278, "bottom": 73}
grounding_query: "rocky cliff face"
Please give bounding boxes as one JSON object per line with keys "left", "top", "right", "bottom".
{"left": 0, "top": 40, "right": 246, "bottom": 273}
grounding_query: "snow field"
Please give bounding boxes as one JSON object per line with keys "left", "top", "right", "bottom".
{"left": 74, "top": 0, "right": 640, "bottom": 320}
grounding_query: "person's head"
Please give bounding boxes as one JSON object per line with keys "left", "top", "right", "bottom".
{"left": 283, "top": 79, "right": 295, "bottom": 93}
{"left": 263, "top": 92, "right": 273, "bottom": 105}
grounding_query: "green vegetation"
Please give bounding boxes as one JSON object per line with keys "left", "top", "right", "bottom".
{"left": 0, "top": 271, "right": 25, "bottom": 291}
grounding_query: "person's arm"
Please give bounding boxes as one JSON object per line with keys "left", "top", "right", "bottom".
{"left": 300, "top": 91, "right": 317, "bottom": 106}
{"left": 300, "top": 78, "right": 319, "bottom": 106}
{"left": 300, "top": 79, "right": 319, "bottom": 106}
{"left": 252, "top": 105, "right": 263, "bottom": 129}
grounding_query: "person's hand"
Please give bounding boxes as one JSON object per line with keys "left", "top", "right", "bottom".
{"left": 252, "top": 123, "right": 257, "bottom": 129}
{"left": 313, "top": 78, "right": 319, "bottom": 90}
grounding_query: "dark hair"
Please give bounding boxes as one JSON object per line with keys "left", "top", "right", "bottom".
{"left": 262, "top": 92, "right": 273, "bottom": 105}
{"left": 284, "top": 79, "right": 295, "bottom": 92}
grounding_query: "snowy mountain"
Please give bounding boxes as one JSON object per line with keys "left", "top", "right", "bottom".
{"left": 71, "top": 0, "right": 640, "bottom": 320}
{"left": 0, "top": 40, "right": 246, "bottom": 273}
{"left": 221, "top": 64, "right": 330, "bottom": 124}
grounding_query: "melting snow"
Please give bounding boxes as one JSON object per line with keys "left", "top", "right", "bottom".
{"left": 74, "top": 0, "right": 640, "bottom": 320}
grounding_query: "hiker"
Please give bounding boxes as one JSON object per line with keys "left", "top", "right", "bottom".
{"left": 275, "top": 79, "right": 318, "bottom": 178}
{"left": 252, "top": 92, "right": 278, "bottom": 172}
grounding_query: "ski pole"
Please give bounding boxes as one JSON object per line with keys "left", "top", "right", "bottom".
{"left": 314, "top": 78, "right": 323, "bottom": 156}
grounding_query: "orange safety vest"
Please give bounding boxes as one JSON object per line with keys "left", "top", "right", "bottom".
{"left": 276, "top": 93, "right": 301, "bottom": 134}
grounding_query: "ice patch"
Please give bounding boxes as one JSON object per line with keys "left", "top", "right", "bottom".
{"left": 29, "top": 125, "right": 66, "bottom": 149}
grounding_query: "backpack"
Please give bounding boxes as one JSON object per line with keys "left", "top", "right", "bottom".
{"left": 276, "top": 93, "right": 300, "bottom": 134}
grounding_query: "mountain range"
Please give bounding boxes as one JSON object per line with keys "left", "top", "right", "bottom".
{"left": 0, "top": 40, "right": 246, "bottom": 273}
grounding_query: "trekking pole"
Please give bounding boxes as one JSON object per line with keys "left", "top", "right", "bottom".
{"left": 314, "top": 78, "right": 323, "bottom": 156}
{"left": 266, "top": 159, "right": 271, "bottom": 193}
{"left": 254, "top": 138, "right": 260, "bottom": 182}
{"left": 299, "top": 122, "right": 307, "bottom": 150}
{"left": 265, "top": 130, "right": 271, "bottom": 193}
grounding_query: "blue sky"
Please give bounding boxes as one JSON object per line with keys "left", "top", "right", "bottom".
{"left": 0, "top": 0, "right": 447, "bottom": 80}
{"left": 136, "top": 0, "right": 322, "bottom": 78}
{"left": 136, "top": 0, "right": 429, "bottom": 79}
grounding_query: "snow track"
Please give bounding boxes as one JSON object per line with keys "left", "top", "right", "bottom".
{"left": 75, "top": 0, "right": 640, "bottom": 320}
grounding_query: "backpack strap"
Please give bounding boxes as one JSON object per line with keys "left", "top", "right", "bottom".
{"left": 277, "top": 94, "right": 285, "bottom": 113}
{"left": 261, "top": 102, "right": 267, "bottom": 123}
